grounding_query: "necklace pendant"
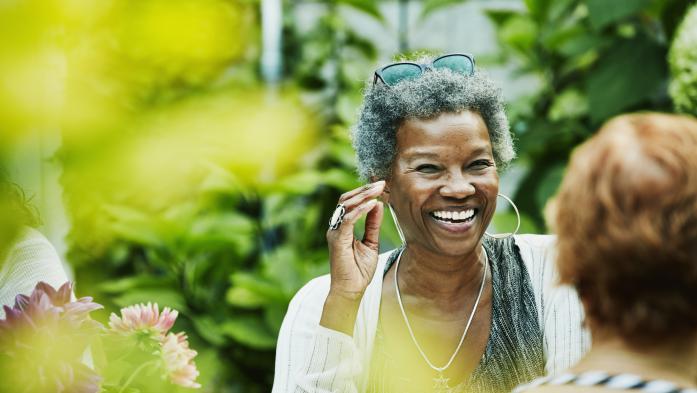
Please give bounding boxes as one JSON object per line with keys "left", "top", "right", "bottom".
{"left": 433, "top": 373, "right": 452, "bottom": 393}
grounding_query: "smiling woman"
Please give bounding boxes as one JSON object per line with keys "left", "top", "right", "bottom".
{"left": 272, "top": 55, "right": 590, "bottom": 393}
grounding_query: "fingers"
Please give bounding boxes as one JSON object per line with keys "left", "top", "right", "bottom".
{"left": 362, "top": 201, "right": 384, "bottom": 249}
{"left": 339, "top": 181, "right": 385, "bottom": 210}
{"left": 338, "top": 180, "right": 385, "bottom": 203}
{"left": 327, "top": 181, "right": 386, "bottom": 247}
{"left": 327, "top": 198, "right": 380, "bottom": 245}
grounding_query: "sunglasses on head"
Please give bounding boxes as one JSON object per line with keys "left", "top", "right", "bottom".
{"left": 372, "top": 53, "right": 475, "bottom": 87}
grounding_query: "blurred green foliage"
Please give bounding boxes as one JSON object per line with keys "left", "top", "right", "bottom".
{"left": 479, "top": 0, "right": 692, "bottom": 229}
{"left": 669, "top": 2, "right": 697, "bottom": 116}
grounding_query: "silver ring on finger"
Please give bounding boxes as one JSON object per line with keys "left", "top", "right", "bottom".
{"left": 328, "top": 204, "right": 346, "bottom": 230}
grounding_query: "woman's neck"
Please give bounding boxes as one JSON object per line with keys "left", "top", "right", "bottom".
{"left": 397, "top": 242, "right": 488, "bottom": 305}
{"left": 573, "top": 331, "right": 697, "bottom": 388}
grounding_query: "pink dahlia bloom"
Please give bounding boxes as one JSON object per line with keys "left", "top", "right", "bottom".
{"left": 0, "top": 282, "right": 102, "bottom": 393}
{"left": 108, "top": 302, "right": 178, "bottom": 336}
{"left": 161, "top": 332, "right": 201, "bottom": 389}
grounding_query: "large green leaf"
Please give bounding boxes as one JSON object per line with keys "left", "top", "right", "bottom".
{"left": 586, "top": 0, "right": 651, "bottom": 30}
{"left": 220, "top": 316, "right": 277, "bottom": 349}
{"left": 586, "top": 37, "right": 666, "bottom": 122}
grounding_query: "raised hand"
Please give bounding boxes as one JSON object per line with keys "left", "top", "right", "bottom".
{"left": 320, "top": 180, "right": 385, "bottom": 335}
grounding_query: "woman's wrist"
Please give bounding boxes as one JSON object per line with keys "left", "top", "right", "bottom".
{"left": 319, "top": 290, "right": 364, "bottom": 336}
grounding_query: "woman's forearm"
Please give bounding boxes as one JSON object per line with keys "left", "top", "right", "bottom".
{"left": 319, "top": 290, "right": 363, "bottom": 336}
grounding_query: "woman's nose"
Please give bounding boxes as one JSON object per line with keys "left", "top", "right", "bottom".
{"left": 439, "top": 173, "right": 476, "bottom": 199}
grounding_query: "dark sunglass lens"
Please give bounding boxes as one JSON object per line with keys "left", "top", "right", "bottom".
{"left": 433, "top": 55, "right": 474, "bottom": 75}
{"left": 380, "top": 63, "right": 422, "bottom": 86}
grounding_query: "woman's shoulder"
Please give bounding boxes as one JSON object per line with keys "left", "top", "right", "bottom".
{"left": 512, "top": 234, "right": 557, "bottom": 274}
{"left": 514, "top": 234, "right": 556, "bottom": 251}
{"left": 0, "top": 227, "right": 69, "bottom": 317}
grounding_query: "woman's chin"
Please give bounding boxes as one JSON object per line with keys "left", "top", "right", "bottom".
{"left": 417, "top": 214, "right": 485, "bottom": 254}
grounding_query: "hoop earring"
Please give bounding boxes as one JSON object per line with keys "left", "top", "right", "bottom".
{"left": 387, "top": 204, "right": 406, "bottom": 245}
{"left": 485, "top": 193, "right": 520, "bottom": 240}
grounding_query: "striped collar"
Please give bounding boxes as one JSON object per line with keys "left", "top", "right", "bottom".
{"left": 514, "top": 371, "right": 697, "bottom": 393}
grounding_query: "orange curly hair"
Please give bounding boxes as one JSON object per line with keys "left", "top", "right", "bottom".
{"left": 554, "top": 113, "right": 697, "bottom": 345}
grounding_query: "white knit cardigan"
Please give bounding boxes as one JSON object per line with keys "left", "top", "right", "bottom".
{"left": 272, "top": 234, "right": 590, "bottom": 393}
{"left": 0, "top": 227, "right": 70, "bottom": 318}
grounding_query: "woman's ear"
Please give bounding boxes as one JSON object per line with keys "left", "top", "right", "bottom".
{"left": 370, "top": 176, "right": 390, "bottom": 204}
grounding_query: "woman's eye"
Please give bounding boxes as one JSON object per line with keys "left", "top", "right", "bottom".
{"left": 470, "top": 160, "right": 494, "bottom": 169}
{"left": 416, "top": 164, "right": 439, "bottom": 173}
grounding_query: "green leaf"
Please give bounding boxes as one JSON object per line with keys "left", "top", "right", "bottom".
{"left": 191, "top": 316, "right": 227, "bottom": 346}
{"left": 272, "top": 170, "right": 323, "bottom": 194}
{"left": 586, "top": 37, "right": 666, "bottom": 122}
{"left": 323, "top": 168, "right": 361, "bottom": 190}
{"left": 548, "top": 89, "right": 588, "bottom": 121}
{"left": 188, "top": 213, "right": 255, "bottom": 252}
{"left": 104, "top": 205, "right": 163, "bottom": 246}
{"left": 420, "top": 0, "right": 468, "bottom": 19}
{"left": 484, "top": 9, "right": 518, "bottom": 27}
{"left": 98, "top": 275, "right": 174, "bottom": 294}
{"left": 586, "top": 0, "right": 651, "bottom": 30}
{"left": 229, "top": 272, "right": 287, "bottom": 303}
{"left": 499, "top": 14, "right": 538, "bottom": 53}
{"left": 338, "top": 0, "right": 384, "bottom": 21}
{"left": 226, "top": 286, "right": 270, "bottom": 308}
{"left": 112, "top": 288, "right": 188, "bottom": 312}
{"left": 524, "top": 0, "right": 552, "bottom": 22}
{"left": 220, "top": 316, "right": 277, "bottom": 349}
{"left": 199, "top": 162, "right": 249, "bottom": 197}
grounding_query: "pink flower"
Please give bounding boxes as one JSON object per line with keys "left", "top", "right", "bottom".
{"left": 108, "top": 303, "right": 178, "bottom": 336}
{"left": 0, "top": 282, "right": 103, "bottom": 393}
{"left": 161, "top": 332, "right": 201, "bottom": 389}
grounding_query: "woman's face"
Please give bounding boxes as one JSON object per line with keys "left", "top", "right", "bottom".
{"left": 385, "top": 110, "right": 499, "bottom": 257}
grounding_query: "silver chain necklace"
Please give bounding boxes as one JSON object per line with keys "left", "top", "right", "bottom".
{"left": 393, "top": 247, "right": 489, "bottom": 392}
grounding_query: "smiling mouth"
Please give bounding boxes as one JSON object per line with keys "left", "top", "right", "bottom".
{"left": 428, "top": 208, "right": 478, "bottom": 224}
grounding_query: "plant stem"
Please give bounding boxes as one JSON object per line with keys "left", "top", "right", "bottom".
{"left": 117, "top": 359, "right": 159, "bottom": 393}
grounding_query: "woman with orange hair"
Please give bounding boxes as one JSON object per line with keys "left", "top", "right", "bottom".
{"left": 515, "top": 113, "right": 697, "bottom": 392}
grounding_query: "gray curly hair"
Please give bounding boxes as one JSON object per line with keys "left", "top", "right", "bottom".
{"left": 352, "top": 65, "right": 515, "bottom": 181}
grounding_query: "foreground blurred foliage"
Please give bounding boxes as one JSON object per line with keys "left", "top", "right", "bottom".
{"left": 44, "top": 0, "right": 387, "bottom": 391}
{"left": 2, "top": 0, "right": 696, "bottom": 391}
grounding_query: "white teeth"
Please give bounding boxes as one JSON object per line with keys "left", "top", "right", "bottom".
{"left": 432, "top": 209, "right": 476, "bottom": 221}
{"left": 464, "top": 209, "right": 474, "bottom": 219}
